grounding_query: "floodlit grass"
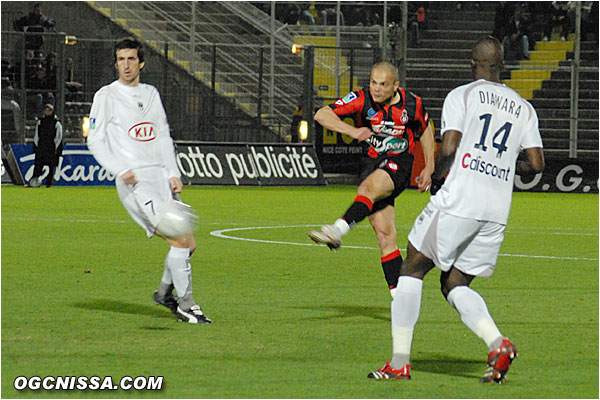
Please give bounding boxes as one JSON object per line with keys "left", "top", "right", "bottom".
{"left": 1, "top": 185, "right": 598, "bottom": 398}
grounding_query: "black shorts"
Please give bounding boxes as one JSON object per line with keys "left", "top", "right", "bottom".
{"left": 358, "top": 152, "right": 414, "bottom": 214}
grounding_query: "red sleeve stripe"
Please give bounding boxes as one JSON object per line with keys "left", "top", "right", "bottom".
{"left": 353, "top": 194, "right": 373, "bottom": 210}
{"left": 381, "top": 248, "right": 402, "bottom": 262}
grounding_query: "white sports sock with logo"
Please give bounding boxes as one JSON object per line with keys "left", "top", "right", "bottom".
{"left": 166, "top": 247, "right": 195, "bottom": 310}
{"left": 390, "top": 276, "right": 423, "bottom": 368}
{"left": 446, "top": 286, "right": 503, "bottom": 350}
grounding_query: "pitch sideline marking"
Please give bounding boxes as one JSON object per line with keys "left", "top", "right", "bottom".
{"left": 210, "top": 224, "right": 599, "bottom": 261}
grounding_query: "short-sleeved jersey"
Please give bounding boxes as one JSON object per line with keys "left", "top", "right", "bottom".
{"left": 87, "top": 80, "right": 180, "bottom": 179}
{"left": 328, "top": 88, "right": 429, "bottom": 158}
{"left": 431, "top": 79, "right": 543, "bottom": 224}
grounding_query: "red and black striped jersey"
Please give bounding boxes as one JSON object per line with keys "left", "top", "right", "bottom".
{"left": 328, "top": 88, "right": 429, "bottom": 158}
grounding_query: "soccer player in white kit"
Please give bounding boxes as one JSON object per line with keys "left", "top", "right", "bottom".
{"left": 368, "top": 37, "right": 544, "bottom": 382}
{"left": 87, "top": 37, "right": 211, "bottom": 324}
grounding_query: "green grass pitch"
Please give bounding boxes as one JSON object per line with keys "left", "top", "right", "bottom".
{"left": 1, "top": 184, "right": 598, "bottom": 398}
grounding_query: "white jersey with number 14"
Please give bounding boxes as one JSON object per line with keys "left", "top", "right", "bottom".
{"left": 431, "top": 79, "right": 543, "bottom": 224}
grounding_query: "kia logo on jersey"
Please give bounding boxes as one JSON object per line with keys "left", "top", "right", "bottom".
{"left": 128, "top": 122, "right": 157, "bottom": 141}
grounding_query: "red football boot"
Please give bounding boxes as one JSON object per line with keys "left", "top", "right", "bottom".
{"left": 367, "top": 361, "right": 411, "bottom": 380}
{"left": 480, "top": 338, "right": 518, "bottom": 383}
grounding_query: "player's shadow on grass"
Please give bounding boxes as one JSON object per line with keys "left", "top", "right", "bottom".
{"left": 293, "top": 305, "right": 389, "bottom": 321}
{"left": 295, "top": 305, "right": 482, "bottom": 378}
{"left": 72, "top": 299, "right": 175, "bottom": 324}
{"left": 412, "top": 353, "right": 483, "bottom": 379}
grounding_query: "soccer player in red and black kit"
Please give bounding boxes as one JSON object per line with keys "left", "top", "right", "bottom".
{"left": 308, "top": 61, "right": 435, "bottom": 298}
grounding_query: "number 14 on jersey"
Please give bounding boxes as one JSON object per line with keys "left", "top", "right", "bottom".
{"left": 474, "top": 113, "right": 512, "bottom": 158}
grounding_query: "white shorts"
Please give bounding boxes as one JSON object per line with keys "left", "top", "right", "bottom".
{"left": 407, "top": 203, "right": 505, "bottom": 277}
{"left": 116, "top": 166, "right": 173, "bottom": 238}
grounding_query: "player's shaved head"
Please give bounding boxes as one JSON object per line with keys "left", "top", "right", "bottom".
{"left": 472, "top": 36, "right": 503, "bottom": 65}
{"left": 370, "top": 61, "right": 400, "bottom": 105}
{"left": 471, "top": 36, "right": 504, "bottom": 82}
{"left": 372, "top": 61, "right": 399, "bottom": 83}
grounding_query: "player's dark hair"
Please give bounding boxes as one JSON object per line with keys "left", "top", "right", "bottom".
{"left": 114, "top": 37, "right": 145, "bottom": 64}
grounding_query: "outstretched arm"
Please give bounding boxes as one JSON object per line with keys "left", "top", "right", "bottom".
{"left": 314, "top": 106, "right": 372, "bottom": 141}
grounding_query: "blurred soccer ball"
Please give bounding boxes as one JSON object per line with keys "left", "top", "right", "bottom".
{"left": 29, "top": 177, "right": 42, "bottom": 188}
{"left": 155, "top": 200, "right": 198, "bottom": 239}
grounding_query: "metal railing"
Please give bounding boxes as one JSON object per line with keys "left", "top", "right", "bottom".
{"left": 2, "top": 0, "right": 596, "bottom": 159}
{"left": 90, "top": 1, "right": 303, "bottom": 132}
{"left": 0, "top": 32, "right": 294, "bottom": 144}
{"left": 219, "top": 1, "right": 294, "bottom": 46}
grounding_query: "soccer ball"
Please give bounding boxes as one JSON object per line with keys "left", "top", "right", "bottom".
{"left": 155, "top": 200, "right": 198, "bottom": 239}
{"left": 29, "top": 177, "right": 42, "bottom": 187}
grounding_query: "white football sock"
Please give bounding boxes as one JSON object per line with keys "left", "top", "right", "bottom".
{"left": 179, "top": 259, "right": 195, "bottom": 309}
{"left": 157, "top": 259, "right": 173, "bottom": 297}
{"left": 446, "top": 286, "right": 503, "bottom": 350}
{"left": 161, "top": 262, "right": 172, "bottom": 285}
{"left": 166, "top": 247, "right": 194, "bottom": 309}
{"left": 333, "top": 218, "right": 350, "bottom": 236}
{"left": 390, "top": 276, "right": 423, "bottom": 368}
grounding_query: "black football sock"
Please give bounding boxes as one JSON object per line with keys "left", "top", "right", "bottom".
{"left": 381, "top": 249, "right": 403, "bottom": 289}
{"left": 341, "top": 195, "right": 373, "bottom": 228}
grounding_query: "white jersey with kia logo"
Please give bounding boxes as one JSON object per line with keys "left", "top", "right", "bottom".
{"left": 431, "top": 79, "right": 543, "bottom": 224}
{"left": 87, "top": 80, "right": 180, "bottom": 179}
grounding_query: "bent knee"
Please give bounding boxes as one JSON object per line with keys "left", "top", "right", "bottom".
{"left": 440, "top": 283, "right": 452, "bottom": 299}
{"left": 439, "top": 269, "right": 474, "bottom": 299}
{"left": 357, "top": 180, "right": 377, "bottom": 199}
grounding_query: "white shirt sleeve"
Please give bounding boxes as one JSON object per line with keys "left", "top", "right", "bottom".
{"left": 519, "top": 102, "right": 544, "bottom": 150}
{"left": 440, "top": 87, "right": 465, "bottom": 136}
{"left": 158, "top": 133, "right": 181, "bottom": 179}
{"left": 87, "top": 89, "right": 130, "bottom": 177}
{"left": 154, "top": 90, "right": 180, "bottom": 179}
